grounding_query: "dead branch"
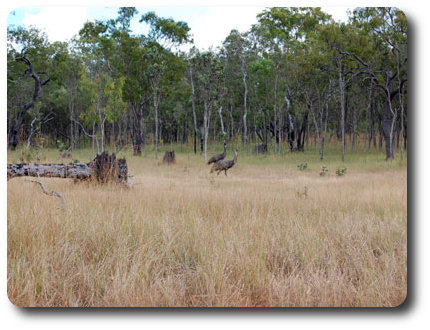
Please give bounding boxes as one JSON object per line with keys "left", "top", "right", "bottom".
{"left": 25, "top": 177, "right": 66, "bottom": 207}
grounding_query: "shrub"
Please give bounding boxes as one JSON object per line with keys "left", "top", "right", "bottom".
{"left": 56, "top": 139, "right": 66, "bottom": 152}
{"left": 320, "top": 165, "right": 328, "bottom": 176}
{"left": 297, "top": 162, "right": 308, "bottom": 171}
{"left": 336, "top": 167, "right": 347, "bottom": 176}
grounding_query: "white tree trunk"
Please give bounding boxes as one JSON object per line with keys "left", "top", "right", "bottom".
{"left": 242, "top": 63, "right": 248, "bottom": 148}
{"left": 338, "top": 61, "right": 346, "bottom": 162}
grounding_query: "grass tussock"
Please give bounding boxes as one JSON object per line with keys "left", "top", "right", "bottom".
{"left": 7, "top": 148, "right": 407, "bottom": 307}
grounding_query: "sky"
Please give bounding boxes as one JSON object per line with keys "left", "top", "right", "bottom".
{"left": 7, "top": 6, "right": 349, "bottom": 50}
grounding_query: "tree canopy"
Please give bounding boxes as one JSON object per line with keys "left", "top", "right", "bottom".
{"left": 7, "top": 7, "right": 407, "bottom": 160}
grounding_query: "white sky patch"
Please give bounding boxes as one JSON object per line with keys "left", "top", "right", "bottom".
{"left": 22, "top": 7, "right": 89, "bottom": 42}
{"left": 189, "top": 6, "right": 265, "bottom": 50}
{"left": 323, "top": 6, "right": 350, "bottom": 23}
{"left": 13, "top": 6, "right": 350, "bottom": 49}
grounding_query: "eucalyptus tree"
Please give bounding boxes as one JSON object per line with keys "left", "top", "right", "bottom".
{"left": 222, "top": 29, "right": 252, "bottom": 149}
{"left": 319, "top": 20, "right": 372, "bottom": 161}
{"left": 49, "top": 40, "right": 87, "bottom": 150}
{"left": 191, "top": 50, "right": 224, "bottom": 161}
{"left": 159, "top": 70, "right": 191, "bottom": 146}
{"left": 186, "top": 47, "right": 200, "bottom": 154}
{"left": 346, "top": 7, "right": 407, "bottom": 160}
{"left": 248, "top": 57, "right": 274, "bottom": 151}
{"left": 251, "top": 7, "right": 332, "bottom": 153}
{"left": 116, "top": 33, "right": 151, "bottom": 155}
{"left": 140, "top": 11, "right": 191, "bottom": 159}
{"left": 79, "top": 17, "right": 129, "bottom": 153}
{"left": 297, "top": 46, "right": 334, "bottom": 160}
{"left": 6, "top": 6, "right": 407, "bottom": 160}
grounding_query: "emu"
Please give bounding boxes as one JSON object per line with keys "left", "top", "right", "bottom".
{"left": 207, "top": 142, "right": 227, "bottom": 165}
{"left": 210, "top": 148, "right": 238, "bottom": 176}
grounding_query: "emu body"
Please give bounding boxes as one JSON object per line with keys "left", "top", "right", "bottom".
{"left": 207, "top": 142, "right": 226, "bottom": 165}
{"left": 210, "top": 149, "right": 238, "bottom": 176}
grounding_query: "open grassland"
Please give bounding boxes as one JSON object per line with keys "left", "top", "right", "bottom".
{"left": 7, "top": 146, "right": 407, "bottom": 307}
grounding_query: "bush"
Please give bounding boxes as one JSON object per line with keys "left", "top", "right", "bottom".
{"left": 56, "top": 139, "right": 66, "bottom": 152}
{"left": 320, "top": 165, "right": 328, "bottom": 176}
{"left": 297, "top": 162, "right": 308, "bottom": 171}
{"left": 336, "top": 167, "right": 347, "bottom": 176}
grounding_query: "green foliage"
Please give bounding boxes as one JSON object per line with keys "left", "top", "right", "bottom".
{"left": 140, "top": 11, "right": 191, "bottom": 47}
{"left": 297, "top": 162, "right": 308, "bottom": 171}
{"left": 56, "top": 139, "right": 66, "bottom": 152}
{"left": 320, "top": 165, "right": 328, "bottom": 176}
{"left": 336, "top": 167, "right": 347, "bottom": 176}
{"left": 6, "top": 6, "right": 407, "bottom": 160}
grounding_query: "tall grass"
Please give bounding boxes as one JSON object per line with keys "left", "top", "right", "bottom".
{"left": 7, "top": 146, "right": 407, "bottom": 307}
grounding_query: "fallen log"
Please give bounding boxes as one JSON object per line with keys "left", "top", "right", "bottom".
{"left": 7, "top": 151, "right": 128, "bottom": 184}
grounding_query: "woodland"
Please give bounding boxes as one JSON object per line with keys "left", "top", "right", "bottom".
{"left": 6, "top": 7, "right": 408, "bottom": 307}
{"left": 7, "top": 7, "right": 407, "bottom": 161}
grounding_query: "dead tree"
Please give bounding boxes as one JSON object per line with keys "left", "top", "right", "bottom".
{"left": 7, "top": 151, "right": 128, "bottom": 184}
{"left": 8, "top": 49, "right": 50, "bottom": 150}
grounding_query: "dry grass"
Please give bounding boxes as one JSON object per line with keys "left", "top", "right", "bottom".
{"left": 7, "top": 148, "right": 407, "bottom": 307}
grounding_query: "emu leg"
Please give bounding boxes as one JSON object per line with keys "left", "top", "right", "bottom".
{"left": 224, "top": 170, "right": 227, "bottom": 176}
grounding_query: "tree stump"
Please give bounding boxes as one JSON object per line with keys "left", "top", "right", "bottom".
{"left": 162, "top": 151, "right": 175, "bottom": 165}
{"left": 7, "top": 151, "right": 128, "bottom": 184}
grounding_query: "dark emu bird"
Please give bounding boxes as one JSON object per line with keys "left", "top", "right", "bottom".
{"left": 210, "top": 148, "right": 238, "bottom": 176}
{"left": 207, "top": 142, "right": 227, "bottom": 165}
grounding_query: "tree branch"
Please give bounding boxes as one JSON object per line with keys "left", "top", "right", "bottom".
{"left": 25, "top": 176, "right": 66, "bottom": 207}
{"left": 71, "top": 118, "right": 96, "bottom": 138}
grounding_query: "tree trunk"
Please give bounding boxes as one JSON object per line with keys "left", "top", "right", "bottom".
{"left": 273, "top": 72, "right": 278, "bottom": 155}
{"left": 96, "top": 101, "right": 105, "bottom": 153}
{"left": 367, "top": 82, "right": 375, "bottom": 150}
{"left": 26, "top": 117, "right": 38, "bottom": 148}
{"left": 242, "top": 67, "right": 248, "bottom": 149}
{"left": 311, "top": 106, "right": 321, "bottom": 159}
{"left": 200, "top": 129, "right": 204, "bottom": 156}
{"left": 352, "top": 104, "right": 358, "bottom": 152}
{"left": 287, "top": 113, "right": 294, "bottom": 151}
{"left": 189, "top": 67, "right": 198, "bottom": 154}
{"left": 69, "top": 104, "right": 74, "bottom": 151}
{"left": 218, "top": 106, "right": 225, "bottom": 138}
{"left": 92, "top": 123, "right": 95, "bottom": 155}
{"left": 398, "top": 71, "right": 405, "bottom": 161}
{"left": 133, "top": 102, "right": 144, "bottom": 156}
{"left": 297, "top": 112, "right": 308, "bottom": 152}
{"left": 229, "top": 103, "right": 234, "bottom": 140}
{"left": 323, "top": 102, "right": 329, "bottom": 159}
{"left": 382, "top": 98, "right": 396, "bottom": 160}
{"left": 154, "top": 90, "right": 160, "bottom": 160}
{"left": 338, "top": 62, "right": 346, "bottom": 162}
{"left": 203, "top": 101, "right": 210, "bottom": 162}
{"left": 8, "top": 53, "right": 49, "bottom": 150}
